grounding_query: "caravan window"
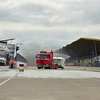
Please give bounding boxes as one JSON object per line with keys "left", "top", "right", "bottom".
{"left": 53, "top": 59, "right": 61, "bottom": 63}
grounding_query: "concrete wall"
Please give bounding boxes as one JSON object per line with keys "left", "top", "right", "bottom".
{"left": 73, "top": 63, "right": 89, "bottom": 67}
{"left": 73, "top": 63, "right": 100, "bottom": 67}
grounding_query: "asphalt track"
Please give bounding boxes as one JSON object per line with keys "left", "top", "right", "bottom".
{"left": 0, "top": 66, "right": 100, "bottom": 100}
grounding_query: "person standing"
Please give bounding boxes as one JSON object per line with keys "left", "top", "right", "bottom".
{"left": 10, "top": 59, "right": 14, "bottom": 68}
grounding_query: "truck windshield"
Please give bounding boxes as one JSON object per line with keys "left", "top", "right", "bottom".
{"left": 37, "top": 54, "right": 48, "bottom": 58}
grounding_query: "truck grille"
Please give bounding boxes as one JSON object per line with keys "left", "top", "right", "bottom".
{"left": 41, "top": 60, "right": 44, "bottom": 65}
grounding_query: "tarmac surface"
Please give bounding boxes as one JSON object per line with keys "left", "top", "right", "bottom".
{"left": 0, "top": 66, "right": 100, "bottom": 100}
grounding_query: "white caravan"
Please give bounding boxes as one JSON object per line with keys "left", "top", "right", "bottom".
{"left": 53, "top": 57, "right": 65, "bottom": 69}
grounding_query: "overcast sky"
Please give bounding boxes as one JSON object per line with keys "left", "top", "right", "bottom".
{"left": 0, "top": 0, "right": 100, "bottom": 54}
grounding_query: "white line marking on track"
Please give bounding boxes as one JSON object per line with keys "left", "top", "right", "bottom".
{"left": 0, "top": 76, "right": 14, "bottom": 86}
{"left": 0, "top": 72, "right": 19, "bottom": 86}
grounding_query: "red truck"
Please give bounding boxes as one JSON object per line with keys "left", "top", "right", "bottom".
{"left": 36, "top": 50, "right": 53, "bottom": 69}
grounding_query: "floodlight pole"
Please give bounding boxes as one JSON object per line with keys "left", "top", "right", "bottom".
{"left": 14, "top": 43, "right": 22, "bottom": 59}
{"left": 14, "top": 43, "right": 22, "bottom": 68}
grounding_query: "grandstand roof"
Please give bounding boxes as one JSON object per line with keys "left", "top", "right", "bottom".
{"left": 56, "top": 37, "right": 100, "bottom": 57}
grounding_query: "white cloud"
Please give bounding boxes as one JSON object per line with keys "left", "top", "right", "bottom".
{"left": 0, "top": 21, "right": 100, "bottom": 35}
{"left": 0, "top": 0, "right": 99, "bottom": 54}
{"left": 28, "top": 15, "right": 46, "bottom": 19}
{"left": 0, "top": 0, "right": 21, "bottom": 10}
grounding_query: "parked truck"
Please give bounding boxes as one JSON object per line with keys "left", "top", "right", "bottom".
{"left": 36, "top": 50, "right": 53, "bottom": 69}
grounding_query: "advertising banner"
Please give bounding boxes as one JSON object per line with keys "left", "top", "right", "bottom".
{"left": 0, "top": 43, "right": 9, "bottom": 52}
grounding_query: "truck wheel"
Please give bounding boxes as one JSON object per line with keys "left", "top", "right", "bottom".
{"left": 44, "top": 67, "right": 47, "bottom": 69}
{"left": 38, "top": 67, "right": 41, "bottom": 69}
{"left": 62, "top": 67, "right": 64, "bottom": 69}
{"left": 49, "top": 64, "right": 52, "bottom": 69}
{"left": 55, "top": 64, "right": 58, "bottom": 69}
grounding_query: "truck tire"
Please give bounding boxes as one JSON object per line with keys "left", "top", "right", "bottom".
{"left": 38, "top": 67, "right": 41, "bottom": 69}
{"left": 55, "top": 64, "right": 58, "bottom": 69}
{"left": 49, "top": 64, "right": 52, "bottom": 69}
{"left": 3, "top": 63, "right": 5, "bottom": 66}
{"left": 62, "top": 67, "right": 64, "bottom": 69}
{"left": 44, "top": 67, "right": 47, "bottom": 69}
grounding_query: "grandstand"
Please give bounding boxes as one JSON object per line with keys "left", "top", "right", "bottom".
{"left": 56, "top": 38, "right": 100, "bottom": 67}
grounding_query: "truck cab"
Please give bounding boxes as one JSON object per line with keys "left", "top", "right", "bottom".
{"left": 36, "top": 51, "right": 53, "bottom": 69}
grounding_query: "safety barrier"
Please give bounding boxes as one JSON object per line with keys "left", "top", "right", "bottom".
{"left": 19, "top": 64, "right": 24, "bottom": 72}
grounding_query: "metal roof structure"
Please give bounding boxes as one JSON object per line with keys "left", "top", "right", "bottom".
{"left": 0, "top": 38, "right": 15, "bottom": 42}
{"left": 56, "top": 37, "right": 100, "bottom": 59}
{"left": 16, "top": 53, "right": 27, "bottom": 63}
